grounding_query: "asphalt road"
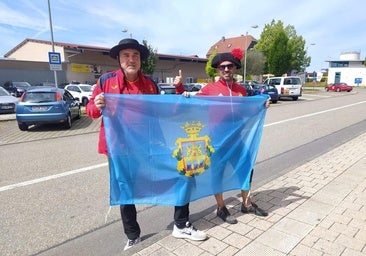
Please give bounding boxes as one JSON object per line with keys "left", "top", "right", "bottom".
{"left": 1, "top": 88, "right": 365, "bottom": 256}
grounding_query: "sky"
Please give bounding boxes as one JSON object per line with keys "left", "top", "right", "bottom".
{"left": 0, "top": 0, "right": 365, "bottom": 72}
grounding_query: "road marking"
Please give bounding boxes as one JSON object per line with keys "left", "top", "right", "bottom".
{"left": 2, "top": 100, "right": 365, "bottom": 192}
{"left": 0, "top": 163, "right": 108, "bottom": 192}
{"left": 302, "top": 94, "right": 331, "bottom": 99}
{"left": 264, "top": 101, "right": 366, "bottom": 127}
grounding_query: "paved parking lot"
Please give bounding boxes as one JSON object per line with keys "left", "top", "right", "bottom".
{"left": 0, "top": 113, "right": 101, "bottom": 145}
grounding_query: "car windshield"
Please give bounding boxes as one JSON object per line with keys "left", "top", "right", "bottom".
{"left": 22, "top": 92, "right": 56, "bottom": 103}
{"left": 79, "top": 85, "right": 93, "bottom": 92}
{"left": 0, "top": 87, "right": 11, "bottom": 96}
{"left": 283, "top": 78, "right": 301, "bottom": 85}
{"left": 12, "top": 82, "right": 32, "bottom": 88}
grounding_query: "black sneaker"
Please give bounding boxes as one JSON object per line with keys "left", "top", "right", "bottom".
{"left": 217, "top": 206, "right": 238, "bottom": 224}
{"left": 124, "top": 237, "right": 141, "bottom": 251}
{"left": 241, "top": 202, "right": 268, "bottom": 217}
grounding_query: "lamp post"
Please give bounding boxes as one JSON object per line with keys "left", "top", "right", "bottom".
{"left": 47, "top": 0, "right": 58, "bottom": 86}
{"left": 122, "top": 29, "right": 132, "bottom": 38}
{"left": 243, "top": 25, "right": 258, "bottom": 82}
{"left": 307, "top": 43, "right": 316, "bottom": 83}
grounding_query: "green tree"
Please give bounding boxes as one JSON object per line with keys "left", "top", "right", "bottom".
{"left": 285, "top": 25, "right": 310, "bottom": 72}
{"left": 255, "top": 20, "right": 310, "bottom": 75}
{"left": 267, "top": 29, "right": 291, "bottom": 76}
{"left": 141, "top": 40, "right": 157, "bottom": 75}
{"left": 205, "top": 49, "right": 218, "bottom": 78}
{"left": 246, "top": 50, "right": 266, "bottom": 76}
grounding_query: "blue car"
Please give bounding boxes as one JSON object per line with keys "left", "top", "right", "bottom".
{"left": 16, "top": 87, "right": 81, "bottom": 131}
{"left": 252, "top": 84, "right": 279, "bottom": 103}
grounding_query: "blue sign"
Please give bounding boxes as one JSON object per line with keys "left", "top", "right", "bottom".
{"left": 355, "top": 78, "right": 362, "bottom": 84}
{"left": 48, "top": 52, "right": 61, "bottom": 64}
{"left": 48, "top": 52, "right": 62, "bottom": 71}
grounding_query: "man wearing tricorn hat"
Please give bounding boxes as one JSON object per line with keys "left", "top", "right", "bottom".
{"left": 86, "top": 38, "right": 206, "bottom": 251}
{"left": 178, "top": 48, "right": 270, "bottom": 224}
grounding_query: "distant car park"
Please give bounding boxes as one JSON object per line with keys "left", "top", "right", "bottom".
{"left": 2, "top": 81, "right": 32, "bottom": 97}
{"left": 65, "top": 84, "right": 93, "bottom": 106}
{"left": 325, "top": 83, "right": 353, "bottom": 92}
{"left": 157, "top": 83, "right": 176, "bottom": 94}
{"left": 0, "top": 86, "right": 19, "bottom": 114}
{"left": 16, "top": 87, "right": 81, "bottom": 131}
{"left": 252, "top": 84, "right": 279, "bottom": 103}
{"left": 184, "top": 83, "right": 203, "bottom": 95}
{"left": 238, "top": 81, "right": 255, "bottom": 96}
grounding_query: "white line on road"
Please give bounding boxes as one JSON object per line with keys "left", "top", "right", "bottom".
{"left": 2, "top": 100, "right": 365, "bottom": 193}
{"left": 0, "top": 163, "right": 108, "bottom": 192}
{"left": 264, "top": 101, "right": 366, "bottom": 127}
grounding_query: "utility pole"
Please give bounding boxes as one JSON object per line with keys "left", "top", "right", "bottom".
{"left": 48, "top": 0, "right": 58, "bottom": 86}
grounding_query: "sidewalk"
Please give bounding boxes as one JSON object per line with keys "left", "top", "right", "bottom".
{"left": 130, "top": 132, "right": 366, "bottom": 256}
{"left": 0, "top": 113, "right": 15, "bottom": 121}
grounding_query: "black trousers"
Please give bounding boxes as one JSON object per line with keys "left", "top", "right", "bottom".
{"left": 120, "top": 203, "right": 190, "bottom": 240}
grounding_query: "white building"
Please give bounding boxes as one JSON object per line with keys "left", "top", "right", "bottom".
{"left": 327, "top": 51, "right": 365, "bottom": 86}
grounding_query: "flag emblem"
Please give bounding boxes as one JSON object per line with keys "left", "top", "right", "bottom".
{"left": 172, "top": 121, "right": 215, "bottom": 177}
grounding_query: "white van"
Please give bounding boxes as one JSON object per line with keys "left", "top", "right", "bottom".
{"left": 263, "top": 76, "right": 302, "bottom": 101}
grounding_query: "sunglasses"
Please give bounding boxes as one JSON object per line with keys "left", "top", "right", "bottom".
{"left": 217, "top": 64, "right": 235, "bottom": 71}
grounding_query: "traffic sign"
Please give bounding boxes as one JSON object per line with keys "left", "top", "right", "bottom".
{"left": 48, "top": 52, "right": 62, "bottom": 71}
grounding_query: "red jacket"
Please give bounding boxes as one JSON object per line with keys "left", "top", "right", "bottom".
{"left": 196, "top": 79, "right": 247, "bottom": 96}
{"left": 86, "top": 69, "right": 185, "bottom": 155}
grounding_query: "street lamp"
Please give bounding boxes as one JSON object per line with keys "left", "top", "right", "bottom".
{"left": 243, "top": 25, "right": 258, "bottom": 82}
{"left": 47, "top": 0, "right": 58, "bottom": 86}
{"left": 307, "top": 43, "right": 316, "bottom": 82}
{"left": 122, "top": 29, "right": 132, "bottom": 38}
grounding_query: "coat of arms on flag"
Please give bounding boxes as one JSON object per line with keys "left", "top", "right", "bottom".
{"left": 172, "top": 121, "right": 215, "bottom": 177}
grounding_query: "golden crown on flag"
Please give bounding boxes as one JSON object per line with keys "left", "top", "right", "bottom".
{"left": 181, "top": 121, "right": 205, "bottom": 138}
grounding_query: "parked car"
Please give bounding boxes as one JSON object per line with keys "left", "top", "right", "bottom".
{"left": 34, "top": 82, "right": 56, "bottom": 87}
{"left": 0, "top": 86, "right": 19, "bottom": 114}
{"left": 252, "top": 84, "right": 279, "bottom": 103}
{"left": 157, "top": 83, "right": 176, "bottom": 94}
{"left": 16, "top": 87, "right": 81, "bottom": 131}
{"left": 183, "top": 83, "right": 203, "bottom": 95}
{"left": 325, "top": 83, "right": 353, "bottom": 92}
{"left": 238, "top": 81, "right": 255, "bottom": 96}
{"left": 57, "top": 82, "right": 69, "bottom": 89}
{"left": 2, "top": 81, "right": 32, "bottom": 97}
{"left": 64, "top": 83, "right": 93, "bottom": 105}
{"left": 263, "top": 76, "right": 302, "bottom": 101}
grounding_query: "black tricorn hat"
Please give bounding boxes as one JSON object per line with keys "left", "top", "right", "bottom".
{"left": 211, "top": 52, "right": 242, "bottom": 69}
{"left": 109, "top": 38, "right": 149, "bottom": 60}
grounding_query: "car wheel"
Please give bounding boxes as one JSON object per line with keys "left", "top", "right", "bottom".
{"left": 271, "top": 100, "right": 278, "bottom": 104}
{"left": 18, "top": 123, "right": 28, "bottom": 131}
{"left": 65, "top": 113, "right": 72, "bottom": 129}
{"left": 292, "top": 96, "right": 298, "bottom": 101}
{"left": 82, "top": 98, "right": 89, "bottom": 106}
{"left": 336, "top": 88, "right": 341, "bottom": 92}
{"left": 325, "top": 88, "right": 329, "bottom": 92}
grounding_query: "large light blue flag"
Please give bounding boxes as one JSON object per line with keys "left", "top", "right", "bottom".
{"left": 103, "top": 94, "right": 267, "bottom": 206}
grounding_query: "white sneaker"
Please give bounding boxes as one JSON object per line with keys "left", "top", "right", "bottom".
{"left": 172, "top": 221, "right": 207, "bottom": 241}
{"left": 124, "top": 237, "right": 141, "bottom": 251}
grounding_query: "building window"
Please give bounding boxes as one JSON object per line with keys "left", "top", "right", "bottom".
{"left": 330, "top": 61, "right": 349, "bottom": 68}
